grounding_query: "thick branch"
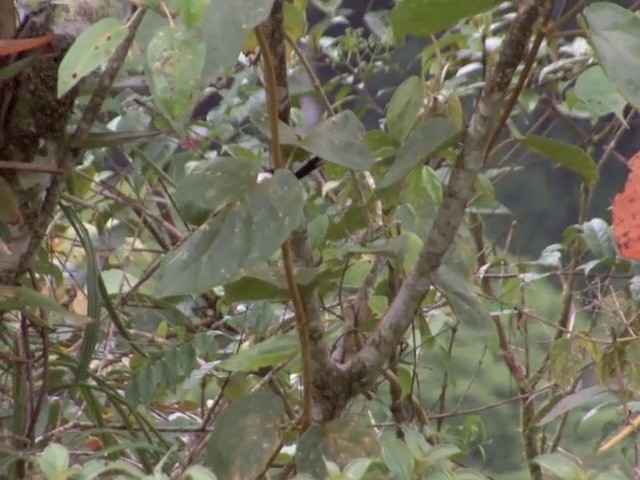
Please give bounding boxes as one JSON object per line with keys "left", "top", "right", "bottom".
{"left": 341, "top": 0, "right": 550, "bottom": 387}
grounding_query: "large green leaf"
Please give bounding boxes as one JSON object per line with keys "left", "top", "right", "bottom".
{"left": 147, "top": 25, "right": 206, "bottom": 118}
{"left": 549, "top": 338, "right": 582, "bottom": 390}
{"left": 432, "top": 265, "right": 491, "bottom": 328}
{"left": 176, "top": 0, "right": 212, "bottom": 29}
{"left": 296, "top": 416, "right": 381, "bottom": 478}
{"left": 582, "top": 3, "right": 640, "bottom": 112}
{"left": 390, "top": 0, "right": 502, "bottom": 39}
{"left": 156, "top": 170, "right": 305, "bottom": 296}
{"left": 379, "top": 117, "right": 459, "bottom": 188}
{"left": 532, "top": 453, "right": 584, "bottom": 480}
{"left": 175, "top": 156, "right": 258, "bottom": 225}
{"left": 224, "top": 265, "right": 329, "bottom": 302}
{"left": 201, "top": 0, "right": 275, "bottom": 79}
{"left": 387, "top": 76, "right": 423, "bottom": 142}
{"left": 520, "top": 136, "right": 598, "bottom": 182}
{"left": 298, "top": 110, "right": 375, "bottom": 170}
{"left": 581, "top": 218, "right": 617, "bottom": 260}
{"left": 204, "top": 391, "right": 283, "bottom": 479}
{"left": 58, "top": 17, "right": 127, "bottom": 97}
{"left": 220, "top": 332, "right": 300, "bottom": 372}
{"left": 567, "top": 66, "right": 627, "bottom": 120}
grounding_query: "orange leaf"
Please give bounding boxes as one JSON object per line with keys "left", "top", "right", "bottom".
{"left": 613, "top": 151, "right": 640, "bottom": 260}
{"left": 0, "top": 34, "right": 55, "bottom": 56}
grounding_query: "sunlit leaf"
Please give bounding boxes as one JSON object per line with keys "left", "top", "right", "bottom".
{"left": 37, "top": 443, "right": 70, "bottom": 478}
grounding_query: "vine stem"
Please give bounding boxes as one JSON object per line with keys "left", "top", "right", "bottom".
{"left": 255, "top": 24, "right": 313, "bottom": 431}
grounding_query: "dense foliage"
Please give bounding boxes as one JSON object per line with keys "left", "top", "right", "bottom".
{"left": 1, "top": 0, "right": 640, "bottom": 479}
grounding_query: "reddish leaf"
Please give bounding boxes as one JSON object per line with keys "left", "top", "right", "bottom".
{"left": 0, "top": 34, "right": 55, "bottom": 56}
{"left": 613, "top": 151, "right": 640, "bottom": 260}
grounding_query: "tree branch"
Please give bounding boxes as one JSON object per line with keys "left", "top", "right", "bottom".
{"left": 341, "top": 0, "right": 551, "bottom": 388}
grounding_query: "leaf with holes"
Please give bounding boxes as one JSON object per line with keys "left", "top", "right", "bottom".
{"left": 58, "top": 18, "right": 127, "bottom": 97}
{"left": 155, "top": 170, "right": 305, "bottom": 296}
{"left": 147, "top": 25, "right": 206, "bottom": 118}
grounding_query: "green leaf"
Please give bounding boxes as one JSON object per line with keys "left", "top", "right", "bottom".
{"left": 184, "top": 465, "right": 219, "bottom": 480}
{"left": 58, "top": 17, "right": 127, "bottom": 97}
{"left": 533, "top": 453, "right": 584, "bottom": 480}
{"left": 432, "top": 265, "right": 491, "bottom": 328}
{"left": 201, "top": 0, "right": 275, "bottom": 79}
{"left": 298, "top": 110, "right": 375, "bottom": 170}
{"left": 549, "top": 338, "right": 582, "bottom": 390}
{"left": 224, "top": 266, "right": 328, "bottom": 302}
{"left": 581, "top": 218, "right": 617, "bottom": 259}
{"left": 537, "top": 385, "right": 606, "bottom": 426}
{"left": 390, "top": 0, "right": 502, "bottom": 39}
{"left": 204, "top": 391, "right": 284, "bottom": 478}
{"left": 568, "top": 66, "right": 627, "bottom": 120}
{"left": 594, "top": 473, "right": 633, "bottom": 480}
{"left": 126, "top": 343, "right": 197, "bottom": 405}
{"left": 0, "top": 286, "right": 88, "bottom": 324}
{"left": 582, "top": 3, "right": 640, "bottom": 112}
{"left": 0, "top": 176, "right": 21, "bottom": 223}
{"left": 379, "top": 117, "right": 459, "bottom": 188}
{"left": 156, "top": 170, "right": 305, "bottom": 296}
{"left": 220, "top": 332, "right": 299, "bottom": 372}
{"left": 343, "top": 459, "right": 374, "bottom": 480}
{"left": 37, "top": 443, "right": 70, "bottom": 479}
{"left": 423, "top": 443, "right": 462, "bottom": 466}
{"left": 176, "top": 0, "right": 212, "bottom": 29}
{"left": 380, "top": 433, "right": 415, "bottom": 479}
{"left": 296, "top": 416, "right": 380, "bottom": 478}
{"left": 520, "top": 135, "right": 598, "bottom": 182}
{"left": 387, "top": 76, "right": 423, "bottom": 141}
{"left": 147, "top": 25, "right": 206, "bottom": 118}
{"left": 175, "top": 156, "right": 259, "bottom": 225}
